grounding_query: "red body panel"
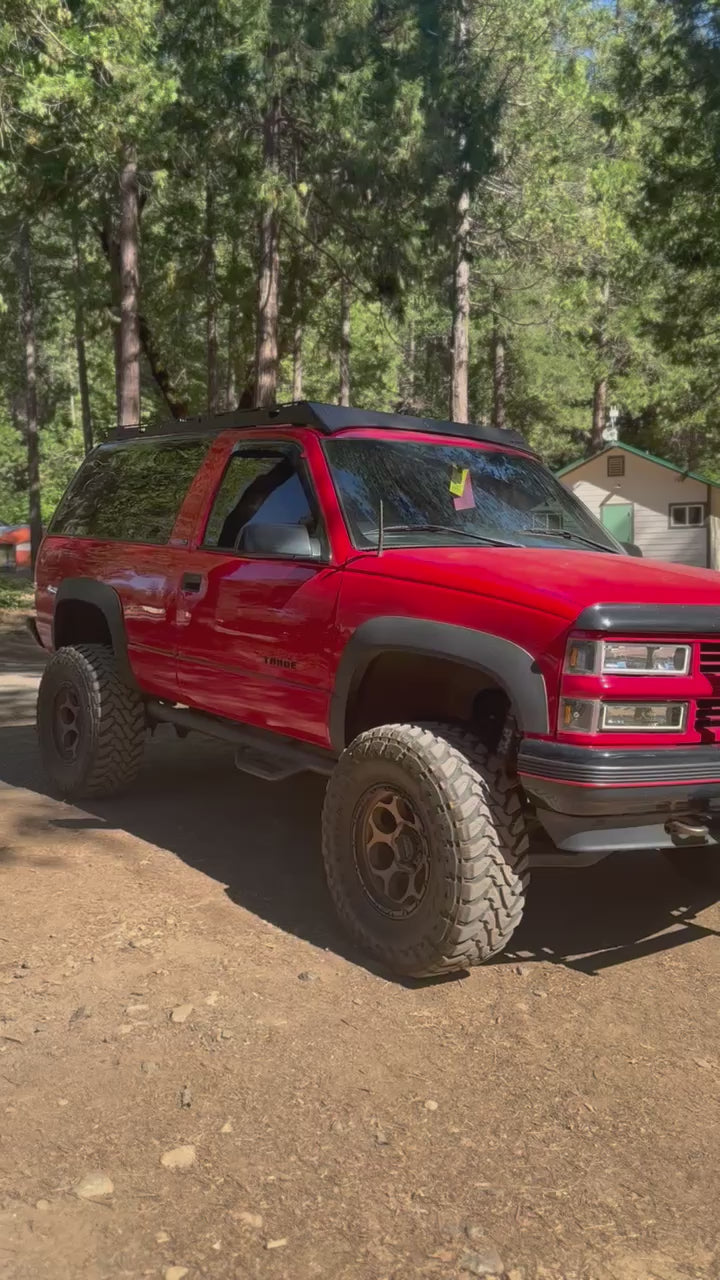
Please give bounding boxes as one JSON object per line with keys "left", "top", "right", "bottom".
{"left": 36, "top": 536, "right": 188, "bottom": 700}
{"left": 34, "top": 424, "right": 720, "bottom": 759}
{"left": 174, "top": 554, "right": 339, "bottom": 744}
{"left": 339, "top": 542, "right": 720, "bottom": 619}
{"left": 334, "top": 557, "right": 569, "bottom": 738}
{"left": 170, "top": 429, "right": 342, "bottom": 745}
{"left": 332, "top": 559, "right": 720, "bottom": 747}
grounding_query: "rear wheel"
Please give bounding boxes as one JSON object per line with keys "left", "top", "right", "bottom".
{"left": 37, "top": 644, "right": 145, "bottom": 799}
{"left": 663, "top": 846, "right": 720, "bottom": 889}
{"left": 321, "top": 721, "right": 529, "bottom": 977}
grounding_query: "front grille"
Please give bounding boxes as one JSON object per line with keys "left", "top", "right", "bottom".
{"left": 695, "top": 699, "right": 720, "bottom": 737}
{"left": 699, "top": 643, "right": 720, "bottom": 676}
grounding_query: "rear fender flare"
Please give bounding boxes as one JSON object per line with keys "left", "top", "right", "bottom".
{"left": 53, "top": 578, "right": 137, "bottom": 689}
{"left": 329, "top": 616, "right": 549, "bottom": 752}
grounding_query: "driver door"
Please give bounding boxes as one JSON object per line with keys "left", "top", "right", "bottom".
{"left": 176, "top": 440, "right": 338, "bottom": 747}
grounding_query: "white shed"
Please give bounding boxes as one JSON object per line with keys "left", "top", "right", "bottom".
{"left": 557, "top": 443, "right": 720, "bottom": 570}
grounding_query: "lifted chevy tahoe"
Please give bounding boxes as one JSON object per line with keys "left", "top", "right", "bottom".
{"left": 32, "top": 402, "right": 720, "bottom": 977}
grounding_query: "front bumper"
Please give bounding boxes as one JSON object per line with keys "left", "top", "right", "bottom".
{"left": 518, "top": 741, "right": 720, "bottom": 856}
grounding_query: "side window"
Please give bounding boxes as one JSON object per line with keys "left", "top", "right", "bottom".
{"left": 669, "top": 503, "right": 706, "bottom": 529}
{"left": 51, "top": 439, "right": 207, "bottom": 543}
{"left": 203, "top": 449, "right": 321, "bottom": 552}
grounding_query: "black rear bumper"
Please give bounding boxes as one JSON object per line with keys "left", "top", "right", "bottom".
{"left": 518, "top": 741, "right": 720, "bottom": 855}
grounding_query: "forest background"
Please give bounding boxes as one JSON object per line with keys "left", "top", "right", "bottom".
{"left": 2, "top": 0, "right": 719, "bottom": 558}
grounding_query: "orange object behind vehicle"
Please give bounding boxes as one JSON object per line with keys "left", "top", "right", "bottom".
{"left": 0, "top": 524, "right": 32, "bottom": 569}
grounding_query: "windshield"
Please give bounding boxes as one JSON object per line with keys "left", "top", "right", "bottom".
{"left": 324, "top": 438, "right": 620, "bottom": 553}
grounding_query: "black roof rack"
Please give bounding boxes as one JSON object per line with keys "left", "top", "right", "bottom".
{"left": 111, "top": 401, "right": 530, "bottom": 452}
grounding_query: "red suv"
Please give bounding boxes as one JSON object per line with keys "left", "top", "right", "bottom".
{"left": 32, "top": 402, "right": 720, "bottom": 977}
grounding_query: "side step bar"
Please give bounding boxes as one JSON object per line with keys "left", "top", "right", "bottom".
{"left": 146, "top": 700, "right": 336, "bottom": 782}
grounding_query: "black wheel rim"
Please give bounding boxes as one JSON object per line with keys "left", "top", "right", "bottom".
{"left": 52, "top": 684, "right": 82, "bottom": 762}
{"left": 352, "top": 785, "right": 431, "bottom": 920}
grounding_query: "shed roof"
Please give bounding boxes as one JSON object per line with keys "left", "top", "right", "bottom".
{"left": 556, "top": 442, "right": 720, "bottom": 488}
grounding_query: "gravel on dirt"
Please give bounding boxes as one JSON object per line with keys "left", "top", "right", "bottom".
{"left": 0, "top": 614, "right": 719, "bottom": 1280}
{"left": 160, "top": 1146, "right": 197, "bottom": 1170}
{"left": 72, "top": 1172, "right": 114, "bottom": 1200}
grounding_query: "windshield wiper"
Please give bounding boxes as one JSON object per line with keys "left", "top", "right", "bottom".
{"left": 519, "top": 528, "right": 615, "bottom": 553}
{"left": 382, "top": 523, "right": 522, "bottom": 548}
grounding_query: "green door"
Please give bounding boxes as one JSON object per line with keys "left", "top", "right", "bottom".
{"left": 601, "top": 503, "right": 634, "bottom": 544}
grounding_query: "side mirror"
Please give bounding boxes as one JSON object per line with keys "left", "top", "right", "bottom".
{"left": 237, "top": 522, "right": 321, "bottom": 559}
{"left": 621, "top": 541, "right": 643, "bottom": 558}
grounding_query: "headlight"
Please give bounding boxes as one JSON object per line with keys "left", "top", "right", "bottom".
{"left": 601, "top": 702, "right": 687, "bottom": 731}
{"left": 559, "top": 698, "right": 687, "bottom": 734}
{"left": 602, "top": 643, "right": 690, "bottom": 675}
{"left": 564, "top": 639, "right": 690, "bottom": 676}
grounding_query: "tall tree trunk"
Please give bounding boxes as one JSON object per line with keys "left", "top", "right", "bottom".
{"left": 406, "top": 320, "right": 416, "bottom": 412}
{"left": 451, "top": 185, "right": 470, "bottom": 423}
{"left": 492, "top": 312, "right": 506, "bottom": 433}
{"left": 339, "top": 281, "right": 351, "bottom": 406}
{"left": 292, "top": 321, "right": 303, "bottom": 401}
{"left": 137, "top": 316, "right": 189, "bottom": 418}
{"left": 118, "top": 147, "right": 141, "bottom": 428}
{"left": 226, "top": 316, "right": 239, "bottom": 411}
{"left": 450, "top": 2, "right": 470, "bottom": 424}
{"left": 590, "top": 377, "right": 608, "bottom": 453}
{"left": 225, "top": 239, "right": 240, "bottom": 410}
{"left": 205, "top": 181, "right": 219, "bottom": 413}
{"left": 100, "top": 216, "right": 187, "bottom": 420}
{"left": 71, "top": 218, "right": 93, "bottom": 455}
{"left": 254, "top": 93, "right": 280, "bottom": 408}
{"left": 17, "top": 223, "right": 42, "bottom": 566}
{"left": 103, "top": 214, "right": 123, "bottom": 420}
{"left": 588, "top": 278, "right": 611, "bottom": 453}
{"left": 289, "top": 263, "right": 303, "bottom": 401}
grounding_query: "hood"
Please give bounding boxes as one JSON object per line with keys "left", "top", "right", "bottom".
{"left": 348, "top": 545, "right": 720, "bottom": 621}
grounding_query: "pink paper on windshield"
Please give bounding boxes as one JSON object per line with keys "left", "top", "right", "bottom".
{"left": 453, "top": 471, "right": 475, "bottom": 510}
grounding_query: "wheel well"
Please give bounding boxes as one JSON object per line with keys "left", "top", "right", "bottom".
{"left": 345, "top": 652, "right": 512, "bottom": 751}
{"left": 53, "top": 599, "right": 112, "bottom": 651}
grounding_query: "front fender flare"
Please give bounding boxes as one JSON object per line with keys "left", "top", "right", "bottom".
{"left": 329, "top": 616, "right": 549, "bottom": 752}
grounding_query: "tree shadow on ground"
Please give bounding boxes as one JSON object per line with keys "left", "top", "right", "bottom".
{"left": 0, "top": 720, "right": 718, "bottom": 982}
{"left": 0, "top": 620, "right": 46, "bottom": 724}
{"left": 0, "top": 682, "right": 40, "bottom": 725}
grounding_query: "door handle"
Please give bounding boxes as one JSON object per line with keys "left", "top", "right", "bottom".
{"left": 180, "top": 572, "right": 204, "bottom": 594}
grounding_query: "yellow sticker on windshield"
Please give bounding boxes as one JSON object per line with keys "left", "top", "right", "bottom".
{"left": 449, "top": 467, "right": 469, "bottom": 497}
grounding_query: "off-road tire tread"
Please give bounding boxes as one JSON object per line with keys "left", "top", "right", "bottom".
{"left": 37, "top": 644, "right": 145, "bottom": 799}
{"left": 322, "top": 720, "right": 529, "bottom": 977}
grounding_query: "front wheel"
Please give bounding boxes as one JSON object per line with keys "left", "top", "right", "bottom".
{"left": 321, "top": 721, "right": 529, "bottom": 978}
{"left": 37, "top": 644, "right": 146, "bottom": 799}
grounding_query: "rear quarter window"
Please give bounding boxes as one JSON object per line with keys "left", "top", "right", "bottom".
{"left": 50, "top": 438, "right": 208, "bottom": 544}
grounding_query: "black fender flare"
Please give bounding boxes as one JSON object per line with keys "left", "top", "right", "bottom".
{"left": 329, "top": 616, "right": 549, "bottom": 752}
{"left": 53, "top": 578, "right": 137, "bottom": 688}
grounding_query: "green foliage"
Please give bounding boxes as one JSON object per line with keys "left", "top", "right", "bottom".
{"left": 0, "top": 574, "right": 33, "bottom": 611}
{"left": 2, "top": 0, "right": 720, "bottom": 547}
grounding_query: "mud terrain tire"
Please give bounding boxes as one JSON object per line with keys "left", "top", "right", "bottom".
{"left": 37, "top": 644, "right": 145, "bottom": 799}
{"left": 322, "top": 721, "right": 529, "bottom": 977}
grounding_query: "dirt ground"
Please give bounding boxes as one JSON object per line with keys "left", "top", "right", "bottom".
{"left": 0, "top": 613, "right": 718, "bottom": 1280}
